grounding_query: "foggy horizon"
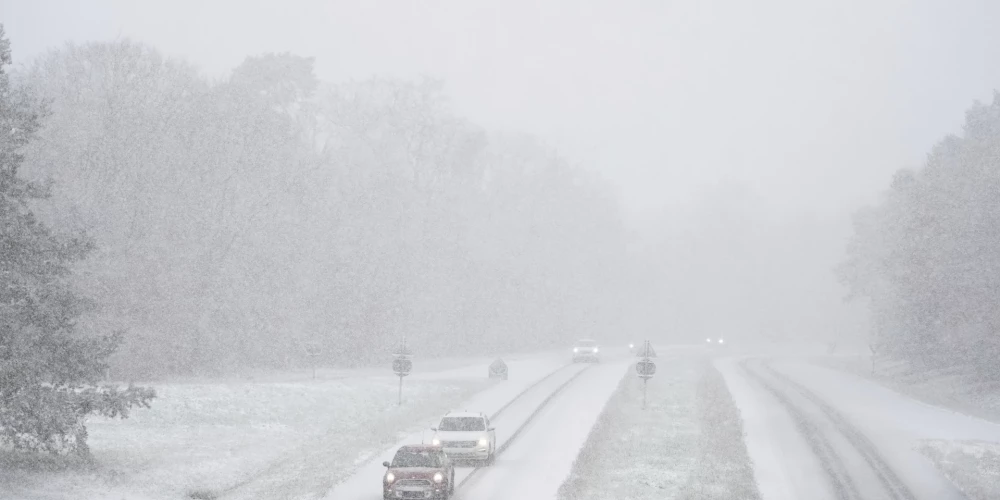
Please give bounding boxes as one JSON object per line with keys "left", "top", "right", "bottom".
{"left": 7, "top": 0, "right": 1000, "bottom": 221}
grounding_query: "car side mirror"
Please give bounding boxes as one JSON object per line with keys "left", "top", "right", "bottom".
{"left": 430, "top": 427, "right": 437, "bottom": 432}
{"left": 382, "top": 461, "right": 390, "bottom": 468}
{"left": 488, "top": 427, "right": 495, "bottom": 431}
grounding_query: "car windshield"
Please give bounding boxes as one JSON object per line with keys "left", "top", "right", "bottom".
{"left": 577, "top": 340, "right": 596, "bottom": 347}
{"left": 391, "top": 450, "right": 441, "bottom": 468}
{"left": 439, "top": 417, "right": 486, "bottom": 431}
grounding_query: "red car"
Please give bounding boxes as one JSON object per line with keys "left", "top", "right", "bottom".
{"left": 382, "top": 445, "right": 455, "bottom": 499}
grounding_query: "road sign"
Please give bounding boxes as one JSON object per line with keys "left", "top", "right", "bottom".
{"left": 304, "top": 342, "right": 322, "bottom": 357}
{"left": 636, "top": 360, "right": 656, "bottom": 378}
{"left": 392, "top": 358, "right": 412, "bottom": 376}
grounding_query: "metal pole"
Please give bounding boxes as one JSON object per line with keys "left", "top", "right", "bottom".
{"left": 642, "top": 339, "right": 650, "bottom": 410}
{"left": 643, "top": 377, "right": 647, "bottom": 410}
{"left": 398, "top": 374, "right": 403, "bottom": 406}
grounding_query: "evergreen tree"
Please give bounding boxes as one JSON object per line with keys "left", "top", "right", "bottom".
{"left": 0, "top": 25, "right": 154, "bottom": 455}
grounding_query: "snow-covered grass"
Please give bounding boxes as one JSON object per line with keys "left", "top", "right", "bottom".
{"left": 817, "top": 354, "right": 1000, "bottom": 423}
{"left": 0, "top": 375, "right": 492, "bottom": 500}
{"left": 557, "top": 349, "right": 703, "bottom": 500}
{"left": 919, "top": 439, "right": 1000, "bottom": 499}
{"left": 678, "top": 360, "right": 760, "bottom": 500}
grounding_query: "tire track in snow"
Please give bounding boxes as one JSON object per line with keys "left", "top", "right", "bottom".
{"left": 740, "top": 358, "right": 917, "bottom": 500}
{"left": 455, "top": 363, "right": 595, "bottom": 491}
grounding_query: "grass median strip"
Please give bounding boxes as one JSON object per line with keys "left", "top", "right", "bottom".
{"left": 557, "top": 351, "right": 701, "bottom": 500}
{"left": 678, "top": 362, "right": 762, "bottom": 500}
{"left": 557, "top": 350, "right": 762, "bottom": 500}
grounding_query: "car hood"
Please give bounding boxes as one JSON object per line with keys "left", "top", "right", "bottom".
{"left": 389, "top": 467, "right": 443, "bottom": 479}
{"left": 435, "top": 431, "right": 488, "bottom": 440}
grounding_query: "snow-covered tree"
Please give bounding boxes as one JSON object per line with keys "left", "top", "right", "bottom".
{"left": 842, "top": 92, "right": 1000, "bottom": 376}
{"left": 0, "top": 25, "right": 154, "bottom": 455}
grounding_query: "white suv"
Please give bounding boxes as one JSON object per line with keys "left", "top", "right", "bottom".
{"left": 430, "top": 411, "right": 496, "bottom": 466}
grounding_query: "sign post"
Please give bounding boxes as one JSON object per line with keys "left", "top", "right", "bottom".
{"left": 304, "top": 342, "right": 322, "bottom": 380}
{"left": 635, "top": 340, "right": 656, "bottom": 410}
{"left": 392, "top": 337, "right": 413, "bottom": 405}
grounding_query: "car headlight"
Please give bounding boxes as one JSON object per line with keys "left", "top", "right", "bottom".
{"left": 718, "top": 339, "right": 724, "bottom": 344}
{"left": 593, "top": 348, "right": 599, "bottom": 353}
{"left": 478, "top": 437, "right": 489, "bottom": 447}
{"left": 431, "top": 437, "right": 441, "bottom": 446}
{"left": 629, "top": 344, "right": 634, "bottom": 348}
{"left": 385, "top": 472, "right": 395, "bottom": 483}
{"left": 433, "top": 472, "right": 443, "bottom": 483}
{"left": 706, "top": 338, "right": 711, "bottom": 343}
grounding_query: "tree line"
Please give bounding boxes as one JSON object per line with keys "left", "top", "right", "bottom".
{"left": 10, "top": 36, "right": 633, "bottom": 381}
{"left": 840, "top": 92, "right": 1000, "bottom": 378}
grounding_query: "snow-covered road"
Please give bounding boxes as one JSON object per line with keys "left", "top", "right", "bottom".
{"left": 454, "top": 361, "right": 630, "bottom": 500}
{"left": 326, "top": 358, "right": 630, "bottom": 500}
{"left": 718, "top": 356, "right": 1000, "bottom": 500}
{"left": 224, "top": 352, "right": 572, "bottom": 500}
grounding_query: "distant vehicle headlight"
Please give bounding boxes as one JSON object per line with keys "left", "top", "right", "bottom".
{"left": 433, "top": 472, "right": 444, "bottom": 483}
{"left": 629, "top": 343, "right": 634, "bottom": 349}
{"left": 706, "top": 338, "right": 711, "bottom": 343}
{"left": 385, "top": 472, "right": 395, "bottom": 483}
{"left": 593, "top": 348, "right": 599, "bottom": 353}
{"left": 718, "top": 339, "right": 724, "bottom": 344}
{"left": 431, "top": 437, "right": 441, "bottom": 446}
{"left": 478, "top": 437, "right": 489, "bottom": 446}
{"left": 573, "top": 348, "right": 579, "bottom": 353}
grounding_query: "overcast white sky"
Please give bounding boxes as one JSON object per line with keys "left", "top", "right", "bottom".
{"left": 4, "top": 0, "right": 1000, "bottom": 220}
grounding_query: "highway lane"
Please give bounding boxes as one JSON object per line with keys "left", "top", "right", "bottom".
{"left": 326, "top": 359, "right": 596, "bottom": 499}
{"left": 454, "top": 360, "right": 630, "bottom": 500}
{"left": 719, "top": 356, "right": 993, "bottom": 500}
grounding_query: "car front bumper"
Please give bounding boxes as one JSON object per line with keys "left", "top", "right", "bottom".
{"left": 385, "top": 484, "right": 448, "bottom": 499}
{"left": 441, "top": 446, "right": 490, "bottom": 460}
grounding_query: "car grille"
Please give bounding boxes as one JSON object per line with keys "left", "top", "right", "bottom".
{"left": 396, "top": 479, "right": 432, "bottom": 487}
{"left": 443, "top": 440, "right": 478, "bottom": 448}
{"left": 400, "top": 492, "right": 427, "bottom": 499}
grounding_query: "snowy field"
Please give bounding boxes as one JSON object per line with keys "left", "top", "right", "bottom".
{"left": 0, "top": 354, "right": 562, "bottom": 500}
{"left": 920, "top": 439, "right": 1000, "bottom": 500}
{"left": 819, "top": 354, "right": 1000, "bottom": 423}
{"left": 555, "top": 347, "right": 759, "bottom": 500}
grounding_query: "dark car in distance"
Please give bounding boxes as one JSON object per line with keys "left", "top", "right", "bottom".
{"left": 383, "top": 445, "right": 455, "bottom": 499}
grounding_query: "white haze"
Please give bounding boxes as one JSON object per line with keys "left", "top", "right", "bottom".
{"left": 4, "top": 0, "right": 1000, "bottom": 347}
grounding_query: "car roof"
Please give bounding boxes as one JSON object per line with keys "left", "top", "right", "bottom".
{"left": 576, "top": 339, "right": 597, "bottom": 343}
{"left": 442, "top": 411, "right": 486, "bottom": 418}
